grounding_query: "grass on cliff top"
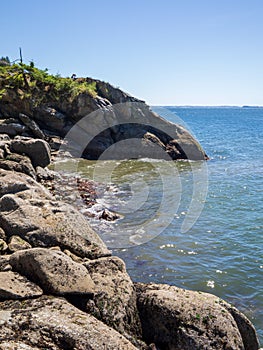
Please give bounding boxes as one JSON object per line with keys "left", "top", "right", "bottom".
{"left": 0, "top": 61, "right": 97, "bottom": 106}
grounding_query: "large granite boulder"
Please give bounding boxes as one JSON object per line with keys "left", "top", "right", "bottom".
{"left": 136, "top": 283, "right": 259, "bottom": 350}
{"left": 9, "top": 248, "right": 95, "bottom": 296}
{"left": 10, "top": 138, "right": 51, "bottom": 168}
{"left": 218, "top": 299, "right": 261, "bottom": 350}
{"left": 63, "top": 102, "right": 207, "bottom": 161}
{"left": 0, "top": 122, "right": 26, "bottom": 136}
{"left": 33, "top": 107, "right": 68, "bottom": 134}
{"left": 0, "top": 296, "right": 138, "bottom": 349}
{"left": 0, "top": 168, "right": 51, "bottom": 199}
{"left": 0, "top": 169, "right": 110, "bottom": 259}
{"left": 0, "top": 153, "right": 36, "bottom": 179}
{"left": 18, "top": 113, "right": 45, "bottom": 139}
{"left": 85, "top": 256, "right": 143, "bottom": 346}
{"left": 0, "top": 271, "right": 43, "bottom": 300}
{"left": 0, "top": 194, "right": 110, "bottom": 259}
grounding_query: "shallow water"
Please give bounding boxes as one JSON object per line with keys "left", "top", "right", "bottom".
{"left": 54, "top": 106, "right": 263, "bottom": 344}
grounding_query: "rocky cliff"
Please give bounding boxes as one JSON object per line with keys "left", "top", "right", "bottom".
{"left": 0, "top": 61, "right": 260, "bottom": 349}
{"left": 0, "top": 62, "right": 207, "bottom": 161}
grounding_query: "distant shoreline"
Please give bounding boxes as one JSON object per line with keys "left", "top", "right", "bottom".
{"left": 158, "top": 105, "right": 263, "bottom": 108}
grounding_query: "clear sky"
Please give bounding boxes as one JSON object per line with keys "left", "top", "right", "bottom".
{"left": 1, "top": 0, "right": 263, "bottom": 106}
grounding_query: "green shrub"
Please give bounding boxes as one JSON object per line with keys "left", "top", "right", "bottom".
{"left": 0, "top": 62, "right": 97, "bottom": 105}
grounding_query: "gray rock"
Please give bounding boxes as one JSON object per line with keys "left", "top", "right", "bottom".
{"left": 0, "top": 239, "right": 8, "bottom": 253}
{"left": 10, "top": 138, "right": 51, "bottom": 168}
{"left": 85, "top": 256, "right": 143, "bottom": 344}
{"left": 0, "top": 341, "right": 39, "bottom": 350}
{"left": 18, "top": 113, "right": 45, "bottom": 139}
{"left": 98, "top": 208, "right": 121, "bottom": 221}
{"left": 136, "top": 283, "right": 259, "bottom": 350}
{"left": 34, "top": 107, "right": 67, "bottom": 133}
{"left": 0, "top": 296, "right": 138, "bottom": 349}
{"left": 0, "top": 140, "right": 11, "bottom": 160}
{"left": 93, "top": 78, "right": 142, "bottom": 105}
{"left": 0, "top": 123, "right": 26, "bottom": 136}
{"left": 35, "top": 166, "right": 55, "bottom": 181}
{"left": 63, "top": 249, "right": 83, "bottom": 263}
{"left": 0, "top": 193, "right": 110, "bottom": 259}
{"left": 0, "top": 169, "right": 109, "bottom": 259}
{"left": 0, "top": 134, "right": 10, "bottom": 141}
{"left": 8, "top": 235, "right": 32, "bottom": 252}
{"left": 219, "top": 299, "right": 260, "bottom": 350}
{"left": 0, "top": 228, "right": 5, "bottom": 240}
{"left": 0, "top": 168, "right": 51, "bottom": 199}
{"left": 9, "top": 248, "right": 95, "bottom": 296}
{"left": 0, "top": 271, "right": 43, "bottom": 299}
{"left": 0, "top": 256, "right": 11, "bottom": 272}
{"left": 67, "top": 102, "right": 207, "bottom": 161}
{"left": 61, "top": 92, "right": 110, "bottom": 121}
{"left": 0, "top": 153, "right": 36, "bottom": 178}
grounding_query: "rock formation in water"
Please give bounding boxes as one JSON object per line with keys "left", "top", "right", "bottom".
{"left": 0, "top": 61, "right": 259, "bottom": 349}
{"left": 0, "top": 62, "right": 207, "bottom": 161}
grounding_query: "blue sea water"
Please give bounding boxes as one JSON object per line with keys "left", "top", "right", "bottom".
{"left": 114, "top": 106, "right": 263, "bottom": 345}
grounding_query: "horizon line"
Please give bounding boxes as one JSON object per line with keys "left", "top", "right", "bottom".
{"left": 151, "top": 104, "right": 263, "bottom": 108}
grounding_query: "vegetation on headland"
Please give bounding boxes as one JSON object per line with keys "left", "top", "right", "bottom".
{"left": 0, "top": 56, "right": 97, "bottom": 108}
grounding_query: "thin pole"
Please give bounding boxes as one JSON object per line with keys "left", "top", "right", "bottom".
{"left": 19, "top": 47, "right": 23, "bottom": 63}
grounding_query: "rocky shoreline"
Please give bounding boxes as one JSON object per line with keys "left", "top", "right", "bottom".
{"left": 0, "top": 62, "right": 260, "bottom": 349}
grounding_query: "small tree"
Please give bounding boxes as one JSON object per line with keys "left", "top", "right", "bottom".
{"left": 0, "top": 56, "right": 11, "bottom": 66}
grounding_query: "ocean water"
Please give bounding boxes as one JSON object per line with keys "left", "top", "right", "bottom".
{"left": 117, "top": 106, "right": 263, "bottom": 345}
{"left": 54, "top": 107, "right": 263, "bottom": 344}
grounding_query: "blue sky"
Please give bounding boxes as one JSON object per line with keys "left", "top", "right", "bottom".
{"left": 1, "top": 0, "right": 263, "bottom": 105}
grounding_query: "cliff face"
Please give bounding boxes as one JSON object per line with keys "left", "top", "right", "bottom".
{"left": 0, "top": 62, "right": 207, "bottom": 161}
